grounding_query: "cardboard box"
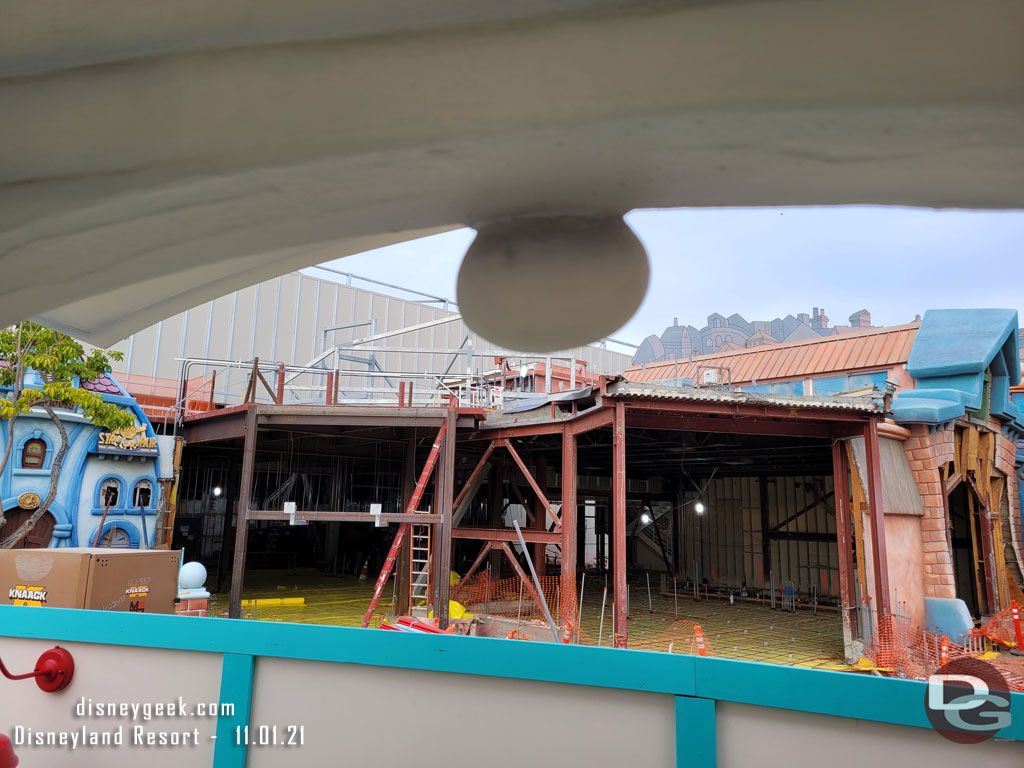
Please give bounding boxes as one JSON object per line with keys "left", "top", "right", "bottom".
{"left": 1, "top": 548, "right": 180, "bottom": 614}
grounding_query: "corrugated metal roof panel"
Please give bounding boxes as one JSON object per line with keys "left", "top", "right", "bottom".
{"left": 609, "top": 381, "right": 879, "bottom": 412}
{"left": 623, "top": 323, "right": 919, "bottom": 385}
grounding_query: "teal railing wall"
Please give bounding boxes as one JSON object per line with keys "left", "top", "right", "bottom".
{"left": 0, "top": 605, "right": 1021, "bottom": 767}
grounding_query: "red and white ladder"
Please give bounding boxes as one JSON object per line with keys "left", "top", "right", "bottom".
{"left": 361, "top": 419, "right": 448, "bottom": 627}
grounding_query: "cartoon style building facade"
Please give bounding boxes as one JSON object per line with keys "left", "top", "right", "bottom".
{"left": 0, "top": 371, "right": 165, "bottom": 549}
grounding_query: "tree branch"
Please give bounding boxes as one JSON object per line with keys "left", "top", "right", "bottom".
{"left": 0, "top": 401, "right": 69, "bottom": 549}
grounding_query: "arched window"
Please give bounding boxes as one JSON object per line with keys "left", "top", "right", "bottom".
{"left": 99, "top": 478, "right": 122, "bottom": 508}
{"left": 132, "top": 480, "right": 153, "bottom": 509}
{"left": 96, "top": 525, "right": 133, "bottom": 548}
{"left": 21, "top": 438, "right": 47, "bottom": 469}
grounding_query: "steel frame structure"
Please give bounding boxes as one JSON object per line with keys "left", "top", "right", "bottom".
{"left": 198, "top": 387, "right": 885, "bottom": 652}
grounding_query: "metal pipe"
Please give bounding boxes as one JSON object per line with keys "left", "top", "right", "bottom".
{"left": 512, "top": 520, "right": 559, "bottom": 643}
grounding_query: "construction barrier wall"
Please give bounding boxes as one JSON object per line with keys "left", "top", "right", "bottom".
{"left": 1, "top": 605, "right": 1021, "bottom": 767}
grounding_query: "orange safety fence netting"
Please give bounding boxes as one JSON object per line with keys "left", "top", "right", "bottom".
{"left": 453, "top": 572, "right": 578, "bottom": 635}
{"left": 453, "top": 572, "right": 715, "bottom": 654}
{"left": 863, "top": 613, "right": 1023, "bottom": 692}
{"left": 976, "top": 604, "right": 1023, "bottom": 649}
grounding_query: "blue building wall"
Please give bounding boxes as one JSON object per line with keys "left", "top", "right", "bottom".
{"left": 0, "top": 373, "right": 162, "bottom": 548}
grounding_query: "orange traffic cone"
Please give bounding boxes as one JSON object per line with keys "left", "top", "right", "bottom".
{"left": 359, "top": 559, "right": 369, "bottom": 582}
{"left": 562, "top": 621, "right": 573, "bottom": 644}
{"left": 694, "top": 624, "right": 707, "bottom": 657}
{"left": 1011, "top": 601, "right": 1024, "bottom": 650}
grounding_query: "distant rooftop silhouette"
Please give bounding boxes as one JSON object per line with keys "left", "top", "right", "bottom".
{"left": 632, "top": 307, "right": 884, "bottom": 365}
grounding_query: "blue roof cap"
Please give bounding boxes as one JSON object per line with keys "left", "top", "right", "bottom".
{"left": 907, "top": 309, "right": 1020, "bottom": 384}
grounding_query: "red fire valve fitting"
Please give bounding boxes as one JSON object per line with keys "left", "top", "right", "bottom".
{"left": 0, "top": 646, "right": 75, "bottom": 693}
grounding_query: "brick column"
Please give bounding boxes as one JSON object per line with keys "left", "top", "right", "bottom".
{"left": 903, "top": 424, "right": 956, "bottom": 599}
{"left": 175, "top": 597, "right": 209, "bottom": 617}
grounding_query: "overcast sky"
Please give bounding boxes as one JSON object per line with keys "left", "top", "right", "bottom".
{"left": 304, "top": 207, "right": 1023, "bottom": 348}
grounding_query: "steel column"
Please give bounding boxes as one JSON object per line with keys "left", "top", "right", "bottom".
{"left": 863, "top": 419, "right": 891, "bottom": 617}
{"left": 432, "top": 406, "right": 457, "bottom": 628}
{"left": 228, "top": 406, "right": 259, "bottom": 619}
{"left": 612, "top": 400, "right": 627, "bottom": 647}
{"left": 561, "top": 426, "right": 577, "bottom": 628}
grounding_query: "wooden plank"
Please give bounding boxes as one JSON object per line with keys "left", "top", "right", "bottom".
{"left": 845, "top": 441, "right": 868, "bottom": 601}
{"left": 862, "top": 421, "right": 890, "bottom": 616}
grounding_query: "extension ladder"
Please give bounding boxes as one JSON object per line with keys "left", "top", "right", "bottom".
{"left": 410, "top": 520, "right": 432, "bottom": 607}
{"left": 361, "top": 419, "right": 448, "bottom": 627}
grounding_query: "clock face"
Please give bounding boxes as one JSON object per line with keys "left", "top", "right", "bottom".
{"left": 98, "top": 527, "right": 133, "bottom": 548}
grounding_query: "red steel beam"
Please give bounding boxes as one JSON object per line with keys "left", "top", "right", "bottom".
{"left": 452, "top": 527, "right": 561, "bottom": 544}
{"left": 433, "top": 406, "right": 457, "bottom": 628}
{"left": 182, "top": 409, "right": 248, "bottom": 443}
{"left": 469, "top": 422, "right": 565, "bottom": 440}
{"left": 612, "top": 400, "right": 627, "bottom": 647}
{"left": 568, "top": 406, "right": 614, "bottom": 435}
{"left": 498, "top": 542, "right": 546, "bottom": 616}
{"left": 507, "top": 469, "right": 534, "bottom": 524}
{"left": 561, "top": 425, "right": 577, "bottom": 622}
{"left": 862, "top": 419, "right": 891, "bottom": 617}
{"left": 498, "top": 438, "right": 558, "bottom": 529}
{"left": 453, "top": 442, "right": 496, "bottom": 512}
{"left": 275, "top": 363, "right": 286, "bottom": 403}
{"left": 247, "top": 510, "right": 442, "bottom": 523}
{"left": 228, "top": 406, "right": 259, "bottom": 619}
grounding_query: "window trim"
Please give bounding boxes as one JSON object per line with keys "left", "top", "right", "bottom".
{"left": 14, "top": 430, "right": 54, "bottom": 472}
{"left": 129, "top": 477, "right": 157, "bottom": 512}
{"left": 95, "top": 474, "right": 127, "bottom": 510}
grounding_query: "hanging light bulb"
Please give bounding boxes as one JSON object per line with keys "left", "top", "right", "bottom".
{"left": 694, "top": 501, "right": 705, "bottom": 515}
{"left": 640, "top": 512, "right": 652, "bottom": 525}
{"left": 212, "top": 486, "right": 223, "bottom": 497}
